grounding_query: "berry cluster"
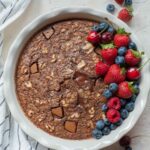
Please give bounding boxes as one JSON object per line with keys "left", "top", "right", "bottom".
{"left": 87, "top": 22, "right": 142, "bottom": 139}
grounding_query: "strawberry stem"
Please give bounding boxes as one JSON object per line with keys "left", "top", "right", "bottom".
{"left": 138, "top": 57, "right": 150, "bottom": 70}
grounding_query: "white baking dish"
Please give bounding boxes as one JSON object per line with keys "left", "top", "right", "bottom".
{"left": 3, "top": 7, "right": 150, "bottom": 150}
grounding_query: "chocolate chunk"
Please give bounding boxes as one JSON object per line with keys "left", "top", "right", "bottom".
{"left": 51, "top": 107, "right": 64, "bottom": 118}
{"left": 43, "top": 27, "right": 54, "bottom": 39}
{"left": 64, "top": 121, "right": 77, "bottom": 133}
{"left": 30, "top": 63, "right": 38, "bottom": 74}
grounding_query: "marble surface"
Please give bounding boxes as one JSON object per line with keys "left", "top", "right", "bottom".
{"left": 2, "top": 0, "right": 150, "bottom": 149}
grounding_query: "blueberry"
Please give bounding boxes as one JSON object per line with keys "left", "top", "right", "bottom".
{"left": 104, "top": 118, "right": 111, "bottom": 126}
{"left": 107, "top": 26, "right": 115, "bottom": 33}
{"left": 125, "top": 146, "right": 132, "bottom": 150}
{"left": 109, "top": 83, "right": 118, "bottom": 93}
{"left": 102, "top": 104, "right": 108, "bottom": 112}
{"left": 92, "top": 129, "right": 103, "bottom": 139}
{"left": 115, "top": 56, "right": 125, "bottom": 65}
{"left": 130, "top": 94, "right": 137, "bottom": 102}
{"left": 102, "top": 126, "right": 111, "bottom": 135}
{"left": 110, "top": 124, "right": 117, "bottom": 130}
{"left": 118, "top": 47, "right": 127, "bottom": 56}
{"left": 115, "top": 118, "right": 123, "bottom": 126}
{"left": 92, "top": 25, "right": 100, "bottom": 32}
{"left": 125, "top": 102, "right": 135, "bottom": 112}
{"left": 129, "top": 42, "right": 137, "bottom": 50}
{"left": 96, "top": 120, "right": 105, "bottom": 130}
{"left": 103, "top": 89, "right": 112, "bottom": 99}
{"left": 120, "top": 109, "right": 129, "bottom": 119}
{"left": 99, "top": 22, "right": 109, "bottom": 31}
{"left": 133, "top": 84, "right": 140, "bottom": 95}
{"left": 120, "top": 99, "right": 127, "bottom": 106}
{"left": 125, "top": 0, "right": 132, "bottom": 5}
{"left": 106, "top": 4, "right": 115, "bottom": 13}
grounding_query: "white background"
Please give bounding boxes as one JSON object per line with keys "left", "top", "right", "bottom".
{"left": 2, "top": 0, "right": 150, "bottom": 149}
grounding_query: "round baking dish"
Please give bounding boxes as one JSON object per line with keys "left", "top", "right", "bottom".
{"left": 3, "top": 7, "right": 150, "bottom": 150}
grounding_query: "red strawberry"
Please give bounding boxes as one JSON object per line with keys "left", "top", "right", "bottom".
{"left": 114, "top": 28, "right": 130, "bottom": 47}
{"left": 87, "top": 31, "right": 101, "bottom": 45}
{"left": 100, "top": 43, "right": 118, "bottom": 65}
{"left": 118, "top": 8, "right": 133, "bottom": 23}
{"left": 117, "top": 81, "right": 134, "bottom": 99}
{"left": 115, "top": 0, "right": 124, "bottom": 5}
{"left": 125, "top": 50, "right": 141, "bottom": 66}
{"left": 106, "top": 108, "right": 121, "bottom": 123}
{"left": 104, "top": 64, "right": 126, "bottom": 84}
{"left": 95, "top": 61, "right": 110, "bottom": 76}
{"left": 107, "top": 97, "right": 121, "bottom": 110}
{"left": 127, "top": 67, "right": 141, "bottom": 80}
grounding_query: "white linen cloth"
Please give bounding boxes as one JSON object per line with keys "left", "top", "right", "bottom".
{"left": 0, "top": 0, "right": 50, "bottom": 150}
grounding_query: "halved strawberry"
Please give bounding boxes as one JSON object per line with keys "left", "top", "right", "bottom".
{"left": 125, "top": 50, "right": 141, "bottom": 66}
{"left": 104, "top": 64, "right": 126, "bottom": 84}
{"left": 114, "top": 28, "right": 130, "bottom": 47}
{"left": 100, "top": 43, "right": 118, "bottom": 65}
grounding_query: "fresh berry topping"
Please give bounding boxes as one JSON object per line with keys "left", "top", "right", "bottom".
{"left": 104, "top": 64, "right": 126, "bottom": 84}
{"left": 104, "top": 118, "right": 111, "bottom": 126}
{"left": 127, "top": 67, "right": 141, "bottom": 80}
{"left": 115, "top": 56, "right": 125, "bottom": 65}
{"left": 115, "top": 118, "right": 123, "bottom": 126}
{"left": 107, "top": 26, "right": 115, "bottom": 34}
{"left": 100, "top": 44, "right": 118, "bottom": 65}
{"left": 106, "top": 4, "right": 115, "bottom": 13}
{"left": 110, "top": 124, "right": 117, "bottom": 130}
{"left": 129, "top": 42, "right": 137, "bottom": 50}
{"left": 87, "top": 31, "right": 101, "bottom": 45}
{"left": 107, "top": 97, "right": 121, "bottom": 110}
{"left": 133, "top": 84, "right": 140, "bottom": 95}
{"left": 125, "top": 102, "right": 135, "bottom": 112}
{"left": 125, "top": 50, "right": 141, "bottom": 66}
{"left": 114, "top": 28, "right": 130, "bottom": 47}
{"left": 118, "top": 8, "right": 133, "bottom": 22}
{"left": 103, "top": 89, "right": 113, "bottom": 99}
{"left": 102, "top": 104, "right": 108, "bottom": 112}
{"left": 120, "top": 99, "right": 127, "bottom": 106}
{"left": 117, "top": 81, "right": 133, "bottom": 99}
{"left": 115, "top": 0, "right": 124, "bottom": 5}
{"left": 106, "top": 108, "right": 121, "bottom": 123}
{"left": 101, "top": 32, "right": 113, "bottom": 43}
{"left": 96, "top": 120, "right": 105, "bottom": 130}
{"left": 92, "top": 129, "right": 103, "bottom": 139}
{"left": 119, "top": 135, "right": 131, "bottom": 147}
{"left": 125, "top": 0, "right": 132, "bottom": 5}
{"left": 92, "top": 22, "right": 109, "bottom": 32}
{"left": 109, "top": 83, "right": 118, "bottom": 93}
{"left": 102, "top": 126, "right": 111, "bottom": 135}
{"left": 95, "top": 61, "right": 109, "bottom": 76}
{"left": 120, "top": 109, "right": 129, "bottom": 119}
{"left": 118, "top": 47, "right": 127, "bottom": 56}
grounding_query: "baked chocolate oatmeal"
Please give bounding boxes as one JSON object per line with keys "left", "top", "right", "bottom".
{"left": 16, "top": 19, "right": 107, "bottom": 139}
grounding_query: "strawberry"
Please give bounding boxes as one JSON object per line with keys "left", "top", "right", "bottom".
{"left": 125, "top": 50, "right": 141, "bottom": 66}
{"left": 114, "top": 28, "right": 130, "bottom": 47}
{"left": 106, "top": 108, "right": 121, "bottom": 123}
{"left": 87, "top": 31, "right": 101, "bottom": 45}
{"left": 115, "top": 0, "right": 124, "bottom": 5}
{"left": 95, "top": 61, "right": 110, "bottom": 76}
{"left": 104, "top": 64, "right": 126, "bottom": 84}
{"left": 100, "top": 43, "right": 118, "bottom": 65}
{"left": 118, "top": 8, "right": 133, "bottom": 22}
{"left": 117, "top": 81, "right": 137, "bottom": 99}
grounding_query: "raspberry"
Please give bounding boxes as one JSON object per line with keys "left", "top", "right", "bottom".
{"left": 107, "top": 97, "right": 121, "bottom": 110}
{"left": 106, "top": 108, "right": 120, "bottom": 123}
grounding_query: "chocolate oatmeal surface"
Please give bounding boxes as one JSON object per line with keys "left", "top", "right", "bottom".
{"left": 16, "top": 19, "right": 107, "bottom": 139}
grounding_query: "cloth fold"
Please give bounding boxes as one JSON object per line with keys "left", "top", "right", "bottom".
{"left": 0, "top": 0, "right": 49, "bottom": 149}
